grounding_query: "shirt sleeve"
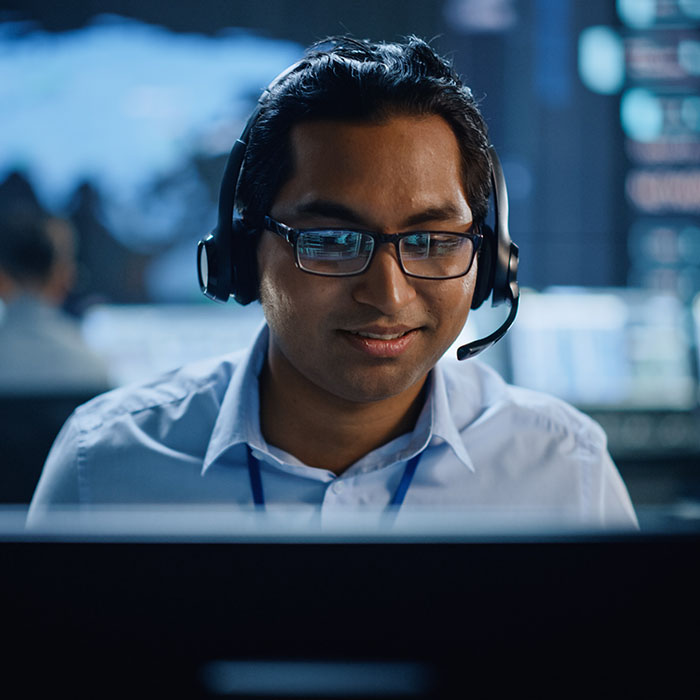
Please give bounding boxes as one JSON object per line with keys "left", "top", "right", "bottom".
{"left": 578, "top": 415, "right": 638, "bottom": 529}
{"left": 600, "top": 451, "right": 639, "bottom": 529}
{"left": 26, "top": 413, "right": 83, "bottom": 522}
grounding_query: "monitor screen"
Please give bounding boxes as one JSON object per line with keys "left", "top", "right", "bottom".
{"left": 1, "top": 505, "right": 697, "bottom": 697}
{"left": 80, "top": 302, "right": 265, "bottom": 386}
{"left": 507, "top": 287, "right": 697, "bottom": 411}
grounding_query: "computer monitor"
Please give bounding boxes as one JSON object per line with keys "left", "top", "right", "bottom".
{"left": 1, "top": 507, "right": 698, "bottom": 696}
{"left": 81, "top": 302, "right": 265, "bottom": 387}
{"left": 507, "top": 287, "right": 697, "bottom": 411}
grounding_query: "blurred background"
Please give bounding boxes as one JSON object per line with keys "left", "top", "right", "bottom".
{"left": 0, "top": 0, "right": 699, "bottom": 514}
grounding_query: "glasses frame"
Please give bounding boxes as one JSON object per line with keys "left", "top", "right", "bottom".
{"left": 263, "top": 216, "right": 483, "bottom": 280}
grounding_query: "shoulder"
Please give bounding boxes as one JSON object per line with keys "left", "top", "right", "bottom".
{"left": 28, "top": 349, "right": 248, "bottom": 510}
{"left": 438, "top": 357, "right": 607, "bottom": 453}
{"left": 436, "top": 358, "right": 638, "bottom": 526}
{"left": 0, "top": 298, "right": 110, "bottom": 392}
{"left": 70, "top": 350, "right": 245, "bottom": 434}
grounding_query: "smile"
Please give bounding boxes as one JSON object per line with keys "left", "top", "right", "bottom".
{"left": 340, "top": 327, "right": 419, "bottom": 358}
{"left": 349, "top": 330, "right": 410, "bottom": 340}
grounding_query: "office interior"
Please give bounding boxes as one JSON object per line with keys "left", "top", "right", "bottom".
{"left": 1, "top": 1, "right": 699, "bottom": 696}
{"left": 2, "top": 0, "right": 699, "bottom": 517}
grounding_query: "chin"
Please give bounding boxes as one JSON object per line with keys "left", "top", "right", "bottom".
{"left": 321, "top": 367, "right": 429, "bottom": 405}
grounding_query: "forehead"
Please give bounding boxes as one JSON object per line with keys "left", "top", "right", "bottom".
{"left": 272, "top": 114, "right": 470, "bottom": 226}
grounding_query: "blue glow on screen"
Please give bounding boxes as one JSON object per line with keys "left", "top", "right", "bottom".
{"left": 620, "top": 88, "right": 665, "bottom": 143}
{"left": 578, "top": 26, "right": 625, "bottom": 96}
{"left": 617, "top": 0, "right": 657, "bottom": 28}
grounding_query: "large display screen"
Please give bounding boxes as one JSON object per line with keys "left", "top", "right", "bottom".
{"left": 507, "top": 287, "right": 697, "bottom": 411}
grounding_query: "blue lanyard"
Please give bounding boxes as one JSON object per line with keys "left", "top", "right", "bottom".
{"left": 246, "top": 445, "right": 421, "bottom": 509}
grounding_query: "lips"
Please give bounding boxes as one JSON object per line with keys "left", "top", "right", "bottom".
{"left": 339, "top": 325, "right": 420, "bottom": 358}
{"left": 349, "top": 328, "right": 411, "bottom": 340}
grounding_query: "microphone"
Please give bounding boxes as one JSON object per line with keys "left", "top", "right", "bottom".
{"left": 456, "top": 148, "right": 520, "bottom": 361}
{"left": 457, "top": 293, "right": 519, "bottom": 360}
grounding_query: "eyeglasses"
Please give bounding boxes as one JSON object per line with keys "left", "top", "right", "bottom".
{"left": 264, "top": 216, "right": 482, "bottom": 280}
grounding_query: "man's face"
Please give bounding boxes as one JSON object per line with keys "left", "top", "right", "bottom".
{"left": 258, "top": 114, "right": 477, "bottom": 405}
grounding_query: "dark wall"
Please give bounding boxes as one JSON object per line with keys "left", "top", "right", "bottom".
{"left": 445, "top": 0, "right": 627, "bottom": 290}
{"left": 2, "top": 0, "right": 444, "bottom": 43}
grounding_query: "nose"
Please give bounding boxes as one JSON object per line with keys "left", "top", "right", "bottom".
{"left": 351, "top": 243, "right": 417, "bottom": 314}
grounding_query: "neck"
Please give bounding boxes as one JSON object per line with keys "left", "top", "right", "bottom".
{"left": 259, "top": 351, "right": 428, "bottom": 475}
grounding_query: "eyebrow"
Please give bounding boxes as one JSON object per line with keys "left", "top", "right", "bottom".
{"left": 295, "top": 200, "right": 367, "bottom": 226}
{"left": 294, "top": 199, "right": 471, "bottom": 229}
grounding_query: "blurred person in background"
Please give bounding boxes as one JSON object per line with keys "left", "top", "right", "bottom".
{"left": 0, "top": 210, "right": 111, "bottom": 395}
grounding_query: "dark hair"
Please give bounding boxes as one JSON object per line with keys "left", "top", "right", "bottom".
{"left": 236, "top": 35, "right": 492, "bottom": 227}
{"left": 0, "top": 210, "right": 54, "bottom": 284}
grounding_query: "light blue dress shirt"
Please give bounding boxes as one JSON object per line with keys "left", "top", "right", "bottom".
{"left": 28, "top": 324, "right": 638, "bottom": 528}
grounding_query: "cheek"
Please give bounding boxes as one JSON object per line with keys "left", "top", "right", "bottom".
{"left": 258, "top": 248, "right": 339, "bottom": 337}
{"left": 425, "top": 265, "right": 476, "bottom": 324}
{"left": 258, "top": 244, "right": 298, "bottom": 335}
{"left": 456, "top": 261, "right": 478, "bottom": 309}
{"left": 258, "top": 274, "right": 291, "bottom": 325}
{"left": 258, "top": 271, "right": 308, "bottom": 344}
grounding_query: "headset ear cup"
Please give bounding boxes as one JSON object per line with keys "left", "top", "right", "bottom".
{"left": 230, "top": 219, "right": 259, "bottom": 305}
{"left": 197, "top": 231, "right": 223, "bottom": 302}
{"left": 471, "top": 225, "right": 494, "bottom": 309}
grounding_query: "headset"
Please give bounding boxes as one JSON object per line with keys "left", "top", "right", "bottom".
{"left": 197, "top": 59, "right": 519, "bottom": 360}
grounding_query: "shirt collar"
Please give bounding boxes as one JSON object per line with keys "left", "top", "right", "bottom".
{"left": 202, "top": 323, "right": 269, "bottom": 474}
{"left": 428, "top": 361, "right": 475, "bottom": 472}
{"left": 202, "top": 323, "right": 474, "bottom": 474}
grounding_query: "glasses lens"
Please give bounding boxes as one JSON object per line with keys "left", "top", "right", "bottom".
{"left": 296, "top": 230, "right": 373, "bottom": 275}
{"left": 400, "top": 233, "right": 474, "bottom": 278}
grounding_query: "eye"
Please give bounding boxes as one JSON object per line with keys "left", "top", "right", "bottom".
{"left": 401, "top": 233, "right": 431, "bottom": 258}
{"left": 298, "top": 231, "right": 364, "bottom": 259}
{"left": 429, "top": 234, "right": 468, "bottom": 255}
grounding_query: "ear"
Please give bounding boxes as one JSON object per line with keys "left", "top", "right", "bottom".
{"left": 470, "top": 224, "right": 494, "bottom": 310}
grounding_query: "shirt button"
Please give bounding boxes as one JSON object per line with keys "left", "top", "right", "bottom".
{"left": 332, "top": 481, "right": 345, "bottom": 494}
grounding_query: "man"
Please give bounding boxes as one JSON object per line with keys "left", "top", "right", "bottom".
{"left": 29, "top": 37, "right": 637, "bottom": 527}
{"left": 0, "top": 210, "right": 111, "bottom": 395}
